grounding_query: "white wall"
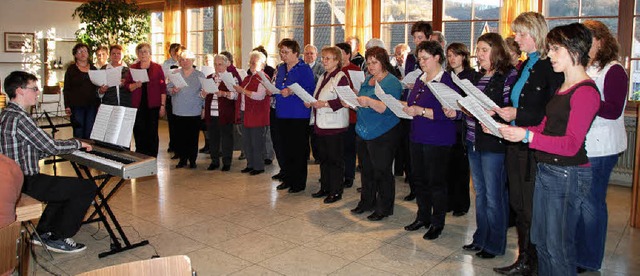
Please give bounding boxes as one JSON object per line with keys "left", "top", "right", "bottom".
{"left": 0, "top": 0, "right": 81, "bottom": 83}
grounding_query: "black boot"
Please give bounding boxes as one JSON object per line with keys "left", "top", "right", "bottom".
{"left": 493, "top": 252, "right": 531, "bottom": 275}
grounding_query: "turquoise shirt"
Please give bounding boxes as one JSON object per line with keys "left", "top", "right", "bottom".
{"left": 356, "top": 73, "right": 403, "bottom": 140}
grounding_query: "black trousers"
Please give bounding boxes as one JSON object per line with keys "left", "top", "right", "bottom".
{"left": 23, "top": 174, "right": 96, "bottom": 239}
{"left": 505, "top": 143, "right": 537, "bottom": 256}
{"left": 277, "top": 118, "right": 309, "bottom": 190}
{"left": 356, "top": 124, "right": 400, "bottom": 215}
{"left": 411, "top": 142, "right": 451, "bottom": 227}
{"left": 270, "top": 108, "right": 285, "bottom": 175}
{"left": 133, "top": 107, "right": 160, "bottom": 157}
{"left": 166, "top": 95, "right": 178, "bottom": 151}
{"left": 317, "top": 134, "right": 344, "bottom": 195}
{"left": 343, "top": 123, "right": 357, "bottom": 181}
{"left": 447, "top": 122, "right": 470, "bottom": 213}
{"left": 207, "top": 117, "right": 234, "bottom": 166}
{"left": 394, "top": 119, "right": 412, "bottom": 179}
{"left": 175, "top": 115, "right": 201, "bottom": 164}
{"left": 309, "top": 126, "right": 320, "bottom": 161}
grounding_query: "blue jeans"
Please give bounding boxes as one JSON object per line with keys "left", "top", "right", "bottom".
{"left": 576, "top": 154, "right": 619, "bottom": 270}
{"left": 532, "top": 163, "right": 591, "bottom": 276}
{"left": 70, "top": 106, "right": 97, "bottom": 139}
{"left": 467, "top": 142, "right": 508, "bottom": 255}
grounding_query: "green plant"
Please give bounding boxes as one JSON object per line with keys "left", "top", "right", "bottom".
{"left": 72, "top": 0, "right": 150, "bottom": 52}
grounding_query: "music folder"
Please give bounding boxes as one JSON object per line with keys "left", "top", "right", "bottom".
{"left": 90, "top": 104, "right": 137, "bottom": 149}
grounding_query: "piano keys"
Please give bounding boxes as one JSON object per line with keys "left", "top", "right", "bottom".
{"left": 62, "top": 140, "right": 157, "bottom": 179}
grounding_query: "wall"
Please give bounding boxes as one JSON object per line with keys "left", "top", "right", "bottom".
{"left": 0, "top": 0, "right": 81, "bottom": 85}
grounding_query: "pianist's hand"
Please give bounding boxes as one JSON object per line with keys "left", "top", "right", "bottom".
{"left": 80, "top": 141, "right": 93, "bottom": 152}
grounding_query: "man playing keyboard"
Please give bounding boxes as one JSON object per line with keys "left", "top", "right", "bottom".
{"left": 0, "top": 71, "right": 96, "bottom": 253}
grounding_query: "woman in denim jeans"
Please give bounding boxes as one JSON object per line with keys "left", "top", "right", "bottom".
{"left": 498, "top": 23, "right": 600, "bottom": 276}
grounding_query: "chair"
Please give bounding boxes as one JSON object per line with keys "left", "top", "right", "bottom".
{"left": 0, "top": 221, "right": 21, "bottom": 276}
{"left": 76, "top": 255, "right": 195, "bottom": 276}
{"left": 38, "top": 85, "right": 63, "bottom": 117}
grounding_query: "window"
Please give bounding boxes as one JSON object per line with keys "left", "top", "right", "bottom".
{"left": 269, "top": 0, "right": 305, "bottom": 63}
{"left": 310, "top": 0, "right": 346, "bottom": 50}
{"left": 442, "top": 0, "right": 500, "bottom": 56}
{"left": 544, "top": 0, "right": 619, "bottom": 34}
{"left": 380, "top": 0, "right": 434, "bottom": 53}
{"left": 186, "top": 6, "right": 215, "bottom": 66}
{"left": 630, "top": 0, "right": 640, "bottom": 100}
{"left": 150, "top": 11, "right": 165, "bottom": 63}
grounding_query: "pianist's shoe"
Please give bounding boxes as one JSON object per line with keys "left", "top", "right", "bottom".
{"left": 35, "top": 235, "right": 86, "bottom": 254}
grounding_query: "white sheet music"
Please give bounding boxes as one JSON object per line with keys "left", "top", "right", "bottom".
{"left": 257, "top": 71, "right": 280, "bottom": 94}
{"left": 402, "top": 69, "right": 422, "bottom": 86}
{"left": 89, "top": 67, "right": 123, "bottom": 87}
{"left": 334, "top": 86, "right": 360, "bottom": 109}
{"left": 374, "top": 82, "right": 412, "bottom": 119}
{"left": 348, "top": 70, "right": 365, "bottom": 92}
{"left": 451, "top": 73, "right": 498, "bottom": 110}
{"left": 199, "top": 77, "right": 218, "bottom": 93}
{"left": 130, "top": 68, "right": 150, "bottom": 83}
{"left": 288, "top": 83, "right": 317, "bottom": 103}
{"left": 199, "top": 66, "right": 214, "bottom": 77}
{"left": 426, "top": 82, "right": 463, "bottom": 110}
{"left": 458, "top": 97, "right": 503, "bottom": 138}
{"left": 220, "top": 72, "right": 237, "bottom": 92}
{"left": 237, "top": 68, "right": 248, "bottom": 80}
{"left": 168, "top": 72, "right": 188, "bottom": 89}
{"left": 90, "top": 104, "right": 138, "bottom": 147}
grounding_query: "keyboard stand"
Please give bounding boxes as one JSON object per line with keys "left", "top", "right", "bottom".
{"left": 70, "top": 162, "right": 150, "bottom": 258}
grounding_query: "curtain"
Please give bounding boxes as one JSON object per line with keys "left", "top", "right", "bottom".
{"left": 345, "top": 0, "right": 372, "bottom": 47}
{"left": 252, "top": 0, "right": 276, "bottom": 49}
{"left": 499, "top": 0, "right": 536, "bottom": 37}
{"left": 164, "top": 0, "right": 182, "bottom": 60}
{"left": 222, "top": 0, "right": 242, "bottom": 66}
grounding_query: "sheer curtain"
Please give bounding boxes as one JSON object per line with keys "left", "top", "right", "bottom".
{"left": 345, "top": 0, "right": 372, "bottom": 47}
{"left": 222, "top": 0, "right": 242, "bottom": 66}
{"left": 499, "top": 0, "right": 536, "bottom": 37}
{"left": 164, "top": 0, "right": 182, "bottom": 60}
{"left": 252, "top": 0, "right": 276, "bottom": 49}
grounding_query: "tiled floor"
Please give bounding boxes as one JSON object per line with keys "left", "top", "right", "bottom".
{"left": 28, "top": 120, "right": 639, "bottom": 275}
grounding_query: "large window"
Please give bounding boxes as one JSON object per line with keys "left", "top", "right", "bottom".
{"left": 544, "top": 0, "right": 619, "bottom": 34}
{"left": 380, "top": 0, "right": 433, "bottom": 53}
{"left": 150, "top": 11, "right": 165, "bottom": 63}
{"left": 186, "top": 7, "right": 215, "bottom": 66}
{"left": 269, "top": 0, "right": 305, "bottom": 63}
{"left": 310, "top": 0, "right": 346, "bottom": 50}
{"left": 442, "top": 0, "right": 500, "bottom": 56}
{"left": 630, "top": 0, "right": 640, "bottom": 100}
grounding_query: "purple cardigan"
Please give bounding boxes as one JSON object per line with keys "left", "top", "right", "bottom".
{"left": 407, "top": 71, "right": 461, "bottom": 146}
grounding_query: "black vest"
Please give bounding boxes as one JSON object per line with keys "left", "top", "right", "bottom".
{"left": 535, "top": 81, "right": 598, "bottom": 166}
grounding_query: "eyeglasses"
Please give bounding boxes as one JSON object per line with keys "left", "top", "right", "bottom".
{"left": 417, "top": 56, "right": 432, "bottom": 62}
{"left": 24, "top": 86, "right": 39, "bottom": 92}
{"left": 279, "top": 50, "right": 292, "bottom": 55}
{"left": 321, "top": 56, "right": 334, "bottom": 61}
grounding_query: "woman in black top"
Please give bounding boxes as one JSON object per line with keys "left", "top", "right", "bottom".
{"left": 63, "top": 43, "right": 99, "bottom": 139}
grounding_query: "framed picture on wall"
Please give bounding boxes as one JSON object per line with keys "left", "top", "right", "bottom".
{"left": 4, "top": 32, "right": 35, "bottom": 52}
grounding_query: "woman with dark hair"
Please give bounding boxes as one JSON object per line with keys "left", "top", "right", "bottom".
{"left": 576, "top": 20, "right": 629, "bottom": 272}
{"left": 402, "top": 41, "right": 462, "bottom": 240}
{"left": 459, "top": 33, "right": 517, "bottom": 259}
{"left": 493, "top": 12, "right": 564, "bottom": 275}
{"left": 499, "top": 23, "right": 599, "bottom": 275}
{"left": 444, "top": 42, "right": 474, "bottom": 217}
{"left": 350, "top": 46, "right": 403, "bottom": 221}
{"left": 63, "top": 43, "right": 99, "bottom": 139}
{"left": 336, "top": 42, "right": 361, "bottom": 188}
{"left": 505, "top": 36, "right": 523, "bottom": 70}
{"left": 274, "top": 38, "right": 316, "bottom": 193}
{"left": 124, "top": 42, "right": 167, "bottom": 157}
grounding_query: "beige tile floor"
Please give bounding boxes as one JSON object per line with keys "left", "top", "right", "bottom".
{"left": 28, "top": 120, "right": 639, "bottom": 275}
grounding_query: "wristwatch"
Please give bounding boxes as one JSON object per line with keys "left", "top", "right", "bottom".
{"left": 522, "top": 129, "right": 530, "bottom": 143}
{"left": 421, "top": 108, "right": 426, "bottom": 117}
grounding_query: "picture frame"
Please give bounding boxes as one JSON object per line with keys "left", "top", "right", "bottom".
{"left": 4, "top": 32, "right": 35, "bottom": 53}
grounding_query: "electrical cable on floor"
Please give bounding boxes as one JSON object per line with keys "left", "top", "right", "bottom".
{"left": 29, "top": 233, "right": 65, "bottom": 276}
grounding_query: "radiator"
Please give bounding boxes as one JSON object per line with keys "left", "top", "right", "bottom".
{"left": 609, "top": 115, "right": 635, "bottom": 186}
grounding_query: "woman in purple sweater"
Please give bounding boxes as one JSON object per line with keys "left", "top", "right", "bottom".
{"left": 499, "top": 23, "right": 600, "bottom": 275}
{"left": 401, "top": 41, "right": 462, "bottom": 240}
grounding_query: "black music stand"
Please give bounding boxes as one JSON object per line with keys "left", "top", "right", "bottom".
{"left": 39, "top": 111, "right": 72, "bottom": 176}
{"left": 70, "top": 163, "right": 149, "bottom": 258}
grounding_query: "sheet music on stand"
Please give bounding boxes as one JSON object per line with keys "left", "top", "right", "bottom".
{"left": 199, "top": 77, "right": 218, "bottom": 93}
{"left": 167, "top": 72, "right": 188, "bottom": 89}
{"left": 457, "top": 97, "right": 503, "bottom": 138}
{"left": 348, "top": 70, "right": 365, "bottom": 92}
{"left": 426, "top": 82, "right": 463, "bottom": 110}
{"left": 130, "top": 68, "right": 150, "bottom": 83}
{"left": 288, "top": 83, "right": 317, "bottom": 103}
{"left": 90, "top": 104, "right": 138, "bottom": 147}
{"left": 220, "top": 72, "right": 237, "bottom": 92}
{"left": 256, "top": 71, "right": 280, "bottom": 94}
{"left": 89, "top": 66, "right": 123, "bottom": 87}
{"left": 375, "top": 82, "right": 412, "bottom": 120}
{"left": 334, "top": 85, "right": 360, "bottom": 109}
{"left": 451, "top": 73, "right": 499, "bottom": 110}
